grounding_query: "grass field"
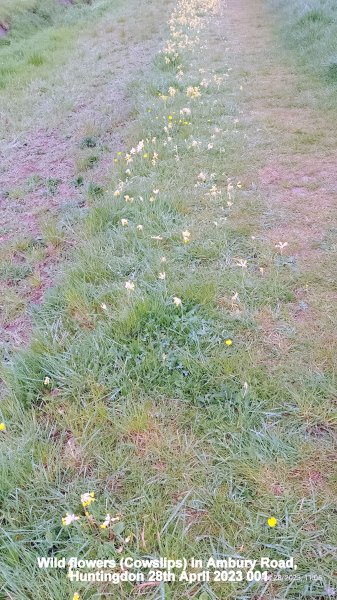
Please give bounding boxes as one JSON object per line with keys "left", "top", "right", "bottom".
{"left": 269, "top": 0, "right": 337, "bottom": 93}
{"left": 0, "top": 0, "right": 336, "bottom": 598}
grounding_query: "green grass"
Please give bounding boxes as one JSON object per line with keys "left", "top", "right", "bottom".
{"left": 0, "top": 0, "right": 337, "bottom": 598}
{"left": 269, "top": 0, "right": 337, "bottom": 85}
{"left": 0, "top": 0, "right": 117, "bottom": 93}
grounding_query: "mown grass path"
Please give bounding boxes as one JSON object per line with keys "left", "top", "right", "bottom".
{"left": 0, "top": 0, "right": 336, "bottom": 599}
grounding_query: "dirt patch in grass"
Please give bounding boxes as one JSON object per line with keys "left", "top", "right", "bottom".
{"left": 0, "top": 22, "right": 9, "bottom": 37}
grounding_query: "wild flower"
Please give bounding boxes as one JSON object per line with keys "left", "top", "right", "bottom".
{"left": 81, "top": 492, "right": 95, "bottom": 508}
{"left": 125, "top": 281, "right": 135, "bottom": 291}
{"left": 182, "top": 230, "right": 191, "bottom": 243}
{"left": 158, "top": 272, "right": 166, "bottom": 280}
{"left": 73, "top": 593, "right": 80, "bottom": 600}
{"left": 225, "top": 338, "right": 233, "bottom": 346}
{"left": 236, "top": 259, "right": 247, "bottom": 268}
{"left": 100, "top": 303, "right": 107, "bottom": 311}
{"left": 124, "top": 195, "right": 133, "bottom": 203}
{"left": 62, "top": 513, "right": 80, "bottom": 526}
{"left": 173, "top": 296, "right": 182, "bottom": 307}
{"left": 180, "top": 107, "right": 191, "bottom": 115}
{"left": 160, "top": 256, "right": 166, "bottom": 263}
{"left": 121, "top": 219, "right": 128, "bottom": 226}
{"left": 44, "top": 377, "right": 50, "bottom": 386}
{"left": 100, "top": 514, "right": 120, "bottom": 529}
{"left": 0, "top": 423, "right": 6, "bottom": 432}
{"left": 168, "top": 87, "right": 177, "bottom": 96}
{"left": 275, "top": 241, "right": 288, "bottom": 254}
{"left": 186, "top": 86, "right": 201, "bottom": 98}
{"left": 137, "top": 224, "right": 144, "bottom": 230}
{"left": 151, "top": 235, "right": 163, "bottom": 240}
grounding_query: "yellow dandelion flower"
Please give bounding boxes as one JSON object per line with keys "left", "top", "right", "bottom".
{"left": 143, "top": 153, "right": 149, "bottom": 158}
{"left": 268, "top": 517, "right": 277, "bottom": 528}
{"left": 73, "top": 594, "right": 80, "bottom": 600}
{"left": 0, "top": 422, "right": 6, "bottom": 432}
{"left": 225, "top": 338, "right": 233, "bottom": 346}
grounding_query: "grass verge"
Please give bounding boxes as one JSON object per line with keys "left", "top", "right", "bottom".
{"left": 0, "top": 0, "right": 336, "bottom": 598}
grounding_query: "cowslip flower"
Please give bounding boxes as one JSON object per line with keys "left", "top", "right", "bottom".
{"left": 81, "top": 492, "right": 95, "bottom": 508}
{"left": 186, "top": 86, "right": 201, "bottom": 98}
{"left": 182, "top": 230, "right": 191, "bottom": 243}
{"left": 100, "top": 514, "right": 121, "bottom": 529}
{"left": 173, "top": 297, "right": 182, "bottom": 307}
{"left": 275, "top": 241, "right": 288, "bottom": 253}
{"left": 125, "top": 281, "right": 135, "bottom": 291}
{"left": 62, "top": 513, "right": 80, "bottom": 526}
{"left": 0, "top": 422, "right": 6, "bottom": 432}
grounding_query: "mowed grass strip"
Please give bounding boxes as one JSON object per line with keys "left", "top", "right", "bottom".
{"left": 0, "top": 0, "right": 118, "bottom": 93}
{"left": 0, "top": 0, "right": 336, "bottom": 599}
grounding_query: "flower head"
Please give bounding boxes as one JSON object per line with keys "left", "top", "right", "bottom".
{"left": 121, "top": 219, "right": 128, "bottom": 227}
{"left": 158, "top": 272, "right": 166, "bottom": 280}
{"left": 100, "top": 513, "right": 121, "bottom": 529}
{"left": 81, "top": 492, "right": 95, "bottom": 508}
{"left": 125, "top": 281, "right": 135, "bottom": 291}
{"left": 225, "top": 338, "right": 233, "bottom": 346}
{"left": 173, "top": 296, "right": 182, "bottom": 307}
{"left": 44, "top": 377, "right": 50, "bottom": 386}
{"left": 0, "top": 422, "right": 6, "bottom": 432}
{"left": 62, "top": 513, "right": 80, "bottom": 526}
{"left": 182, "top": 230, "right": 191, "bottom": 243}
